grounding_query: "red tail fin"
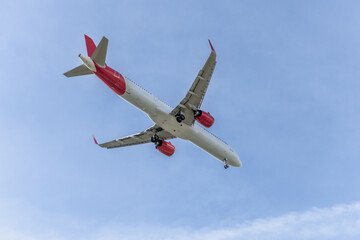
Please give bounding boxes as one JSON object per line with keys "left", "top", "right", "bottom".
{"left": 84, "top": 35, "right": 96, "bottom": 57}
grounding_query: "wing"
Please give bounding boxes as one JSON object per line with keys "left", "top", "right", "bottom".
{"left": 170, "top": 40, "right": 217, "bottom": 125}
{"left": 94, "top": 125, "right": 175, "bottom": 149}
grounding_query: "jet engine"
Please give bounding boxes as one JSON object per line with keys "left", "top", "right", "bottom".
{"left": 195, "top": 110, "right": 215, "bottom": 128}
{"left": 156, "top": 140, "right": 175, "bottom": 156}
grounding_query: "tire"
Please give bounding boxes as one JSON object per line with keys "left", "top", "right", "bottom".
{"left": 176, "top": 116, "right": 183, "bottom": 123}
{"left": 151, "top": 135, "right": 159, "bottom": 142}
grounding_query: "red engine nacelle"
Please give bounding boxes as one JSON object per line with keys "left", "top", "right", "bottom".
{"left": 196, "top": 110, "right": 215, "bottom": 128}
{"left": 156, "top": 140, "right": 175, "bottom": 157}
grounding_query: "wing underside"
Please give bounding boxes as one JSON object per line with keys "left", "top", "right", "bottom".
{"left": 96, "top": 125, "right": 175, "bottom": 149}
{"left": 171, "top": 41, "right": 217, "bottom": 125}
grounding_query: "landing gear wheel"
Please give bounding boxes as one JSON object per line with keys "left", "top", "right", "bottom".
{"left": 176, "top": 116, "right": 182, "bottom": 123}
{"left": 176, "top": 114, "right": 185, "bottom": 123}
{"left": 151, "top": 134, "right": 159, "bottom": 143}
{"left": 224, "top": 158, "right": 229, "bottom": 169}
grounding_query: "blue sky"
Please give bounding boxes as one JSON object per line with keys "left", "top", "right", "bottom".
{"left": 1, "top": 0, "right": 360, "bottom": 239}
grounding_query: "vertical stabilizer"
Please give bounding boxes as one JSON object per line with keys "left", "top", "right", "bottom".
{"left": 85, "top": 35, "right": 96, "bottom": 57}
{"left": 63, "top": 35, "right": 108, "bottom": 77}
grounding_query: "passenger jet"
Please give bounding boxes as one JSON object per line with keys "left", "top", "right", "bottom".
{"left": 64, "top": 35, "right": 241, "bottom": 169}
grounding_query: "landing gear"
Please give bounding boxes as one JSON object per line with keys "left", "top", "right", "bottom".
{"left": 176, "top": 113, "right": 185, "bottom": 123}
{"left": 224, "top": 158, "right": 229, "bottom": 169}
{"left": 151, "top": 134, "right": 162, "bottom": 148}
{"left": 150, "top": 134, "right": 159, "bottom": 143}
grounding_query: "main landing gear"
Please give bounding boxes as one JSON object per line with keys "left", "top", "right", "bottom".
{"left": 175, "top": 113, "right": 185, "bottom": 123}
{"left": 224, "top": 158, "right": 229, "bottom": 169}
{"left": 151, "top": 134, "right": 162, "bottom": 148}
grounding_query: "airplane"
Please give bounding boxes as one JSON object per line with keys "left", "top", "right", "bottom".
{"left": 64, "top": 35, "right": 241, "bottom": 169}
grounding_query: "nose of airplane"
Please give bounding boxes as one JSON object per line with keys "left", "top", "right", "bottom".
{"left": 233, "top": 158, "right": 242, "bottom": 167}
{"left": 231, "top": 153, "right": 242, "bottom": 167}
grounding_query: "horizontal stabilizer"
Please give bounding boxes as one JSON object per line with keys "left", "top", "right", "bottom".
{"left": 63, "top": 64, "right": 93, "bottom": 77}
{"left": 91, "top": 37, "right": 108, "bottom": 67}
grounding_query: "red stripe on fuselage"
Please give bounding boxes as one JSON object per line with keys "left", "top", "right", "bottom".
{"left": 94, "top": 65, "right": 126, "bottom": 95}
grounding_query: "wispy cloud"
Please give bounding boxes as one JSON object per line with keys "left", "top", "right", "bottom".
{"left": 93, "top": 201, "right": 360, "bottom": 240}
{"left": 1, "top": 201, "right": 359, "bottom": 240}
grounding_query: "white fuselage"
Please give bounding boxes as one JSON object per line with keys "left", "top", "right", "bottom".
{"left": 120, "top": 77, "right": 241, "bottom": 167}
{"left": 66, "top": 35, "right": 241, "bottom": 167}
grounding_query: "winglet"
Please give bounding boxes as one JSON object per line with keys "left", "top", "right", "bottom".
{"left": 92, "top": 135, "right": 98, "bottom": 145}
{"left": 208, "top": 39, "right": 215, "bottom": 52}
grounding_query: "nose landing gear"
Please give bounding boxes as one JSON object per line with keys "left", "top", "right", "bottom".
{"left": 224, "top": 158, "right": 229, "bottom": 169}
